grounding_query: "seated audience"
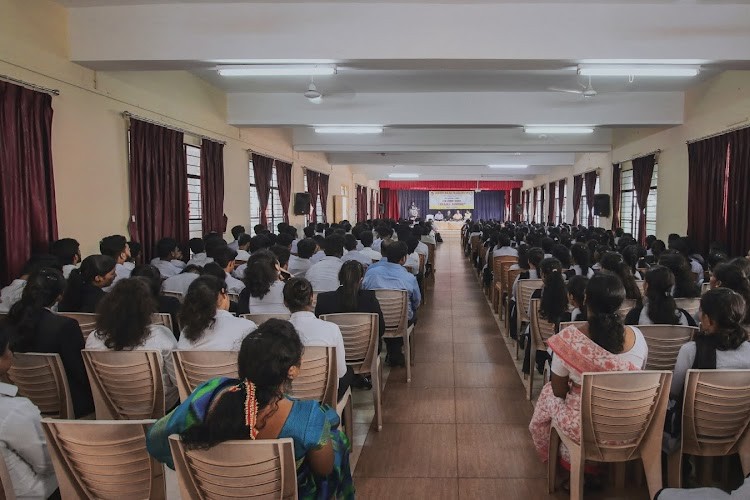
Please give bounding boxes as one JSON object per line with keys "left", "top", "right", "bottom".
{"left": 563, "top": 275, "right": 588, "bottom": 322}
{"left": 358, "top": 230, "right": 382, "bottom": 262}
{"left": 125, "top": 241, "right": 141, "bottom": 270}
{"left": 237, "top": 251, "right": 289, "bottom": 315}
{"left": 624, "top": 266, "right": 697, "bottom": 326}
{"left": 152, "top": 237, "right": 185, "bottom": 278}
{"left": 6, "top": 268, "right": 94, "bottom": 417}
{"left": 212, "top": 246, "right": 244, "bottom": 295}
{"left": 186, "top": 238, "right": 212, "bottom": 267}
{"left": 0, "top": 323, "right": 59, "bottom": 499}
{"left": 235, "top": 233, "right": 252, "bottom": 263}
{"left": 269, "top": 244, "right": 292, "bottom": 280}
{"left": 659, "top": 253, "right": 700, "bottom": 298}
{"left": 99, "top": 235, "right": 132, "bottom": 291}
{"left": 341, "top": 234, "right": 372, "bottom": 267}
{"left": 569, "top": 242, "right": 595, "bottom": 278}
{"left": 529, "top": 273, "right": 647, "bottom": 476}
{"left": 228, "top": 224, "right": 245, "bottom": 251}
{"left": 85, "top": 278, "right": 179, "bottom": 409}
{"left": 710, "top": 262, "right": 750, "bottom": 325}
{"left": 0, "top": 255, "right": 60, "bottom": 314}
{"left": 131, "top": 264, "right": 181, "bottom": 334}
{"left": 284, "top": 278, "right": 353, "bottom": 401}
{"left": 288, "top": 238, "right": 316, "bottom": 277}
{"left": 58, "top": 255, "right": 116, "bottom": 313}
{"left": 177, "top": 275, "right": 257, "bottom": 350}
{"left": 305, "top": 236, "right": 345, "bottom": 293}
{"left": 146, "top": 319, "right": 353, "bottom": 497}
{"left": 50, "top": 237, "right": 81, "bottom": 279}
{"left": 162, "top": 264, "right": 202, "bottom": 296}
{"left": 599, "top": 252, "right": 643, "bottom": 306}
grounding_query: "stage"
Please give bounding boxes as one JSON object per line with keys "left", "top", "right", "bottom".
{"left": 433, "top": 220, "right": 465, "bottom": 232}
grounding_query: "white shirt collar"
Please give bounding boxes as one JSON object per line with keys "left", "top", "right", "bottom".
{"left": 0, "top": 381, "right": 19, "bottom": 397}
{"left": 291, "top": 310, "right": 315, "bottom": 319}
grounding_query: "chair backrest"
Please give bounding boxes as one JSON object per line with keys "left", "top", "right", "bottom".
{"left": 7, "top": 352, "right": 74, "bottom": 419}
{"left": 701, "top": 282, "right": 710, "bottom": 295}
{"left": 42, "top": 419, "right": 164, "bottom": 500}
{"left": 580, "top": 371, "right": 672, "bottom": 462}
{"left": 168, "top": 435, "right": 297, "bottom": 500}
{"left": 675, "top": 297, "right": 701, "bottom": 317}
{"left": 150, "top": 313, "right": 173, "bottom": 333}
{"left": 161, "top": 290, "right": 183, "bottom": 302}
{"left": 618, "top": 299, "right": 637, "bottom": 320}
{"left": 239, "top": 313, "right": 291, "bottom": 324}
{"left": 288, "top": 346, "right": 337, "bottom": 408}
{"left": 518, "top": 279, "right": 543, "bottom": 324}
{"left": 228, "top": 292, "right": 240, "bottom": 303}
{"left": 426, "top": 243, "right": 436, "bottom": 269}
{"left": 319, "top": 313, "right": 379, "bottom": 376}
{"left": 172, "top": 351, "right": 238, "bottom": 401}
{"left": 493, "top": 256, "right": 518, "bottom": 286}
{"left": 637, "top": 325, "right": 697, "bottom": 371}
{"left": 681, "top": 369, "right": 750, "bottom": 458}
{"left": 529, "top": 299, "right": 558, "bottom": 350}
{"left": 0, "top": 448, "right": 16, "bottom": 500}
{"left": 498, "top": 261, "right": 514, "bottom": 295}
{"left": 505, "top": 268, "right": 523, "bottom": 298}
{"left": 373, "top": 289, "right": 408, "bottom": 339}
{"left": 559, "top": 320, "right": 587, "bottom": 331}
{"left": 418, "top": 252, "right": 426, "bottom": 275}
{"left": 82, "top": 350, "right": 165, "bottom": 420}
{"left": 634, "top": 280, "right": 645, "bottom": 295}
{"left": 58, "top": 312, "right": 97, "bottom": 341}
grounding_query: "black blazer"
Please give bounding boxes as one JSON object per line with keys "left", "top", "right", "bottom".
{"left": 13, "top": 309, "right": 94, "bottom": 417}
{"left": 315, "top": 288, "right": 386, "bottom": 339}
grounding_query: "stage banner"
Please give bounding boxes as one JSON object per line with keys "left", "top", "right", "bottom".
{"left": 429, "top": 191, "right": 475, "bottom": 210}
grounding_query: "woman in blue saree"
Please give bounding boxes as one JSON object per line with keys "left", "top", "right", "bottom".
{"left": 146, "top": 319, "right": 354, "bottom": 499}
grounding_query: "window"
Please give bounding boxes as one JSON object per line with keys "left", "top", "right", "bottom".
{"left": 578, "top": 175, "right": 600, "bottom": 226}
{"left": 534, "top": 188, "right": 542, "bottom": 222}
{"left": 524, "top": 190, "right": 531, "bottom": 222}
{"left": 249, "top": 158, "right": 284, "bottom": 231}
{"left": 620, "top": 164, "right": 658, "bottom": 237}
{"left": 303, "top": 170, "right": 324, "bottom": 224}
{"left": 186, "top": 145, "right": 203, "bottom": 238}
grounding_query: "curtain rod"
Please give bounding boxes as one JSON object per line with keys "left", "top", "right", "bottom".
{"left": 247, "top": 148, "right": 294, "bottom": 165}
{"left": 615, "top": 149, "right": 661, "bottom": 164}
{"left": 686, "top": 120, "right": 750, "bottom": 144}
{"left": 0, "top": 74, "right": 59, "bottom": 95}
{"left": 122, "top": 111, "right": 226, "bottom": 145}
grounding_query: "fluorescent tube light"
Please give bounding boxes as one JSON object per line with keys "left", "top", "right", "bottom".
{"left": 488, "top": 165, "right": 528, "bottom": 169}
{"left": 578, "top": 65, "right": 699, "bottom": 77}
{"left": 314, "top": 126, "right": 384, "bottom": 134}
{"left": 524, "top": 126, "right": 594, "bottom": 134}
{"left": 217, "top": 65, "right": 337, "bottom": 76}
{"left": 388, "top": 173, "right": 419, "bottom": 179}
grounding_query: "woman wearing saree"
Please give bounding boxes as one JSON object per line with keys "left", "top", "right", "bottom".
{"left": 146, "top": 319, "right": 354, "bottom": 499}
{"left": 529, "top": 272, "right": 648, "bottom": 474}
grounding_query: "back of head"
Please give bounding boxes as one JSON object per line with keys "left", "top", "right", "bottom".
{"left": 538, "top": 258, "right": 567, "bottom": 322}
{"left": 95, "top": 278, "right": 157, "bottom": 350}
{"left": 713, "top": 262, "right": 750, "bottom": 322}
{"left": 585, "top": 272, "right": 626, "bottom": 354}
{"left": 213, "top": 246, "right": 238, "bottom": 269}
{"left": 644, "top": 266, "right": 679, "bottom": 325}
{"left": 296, "top": 238, "right": 317, "bottom": 259}
{"left": 384, "top": 240, "right": 409, "bottom": 264}
{"left": 600, "top": 252, "right": 642, "bottom": 302}
{"left": 700, "top": 288, "right": 748, "bottom": 351}
{"left": 670, "top": 237, "right": 690, "bottom": 257}
{"left": 50, "top": 238, "right": 80, "bottom": 266}
{"left": 550, "top": 244, "right": 571, "bottom": 268}
{"left": 405, "top": 235, "right": 419, "bottom": 254}
{"left": 156, "top": 238, "right": 178, "bottom": 260}
{"left": 323, "top": 235, "right": 344, "bottom": 258}
{"left": 202, "top": 262, "right": 227, "bottom": 282}
{"left": 527, "top": 247, "right": 544, "bottom": 268}
{"left": 100, "top": 235, "right": 127, "bottom": 260}
{"left": 338, "top": 260, "right": 365, "bottom": 312}
{"left": 276, "top": 233, "right": 294, "bottom": 248}
{"left": 498, "top": 233, "right": 511, "bottom": 248}
{"left": 270, "top": 245, "right": 291, "bottom": 268}
{"left": 7, "top": 268, "right": 66, "bottom": 350}
{"left": 541, "top": 237, "right": 554, "bottom": 254}
{"left": 238, "top": 233, "right": 253, "bottom": 248}
{"left": 570, "top": 242, "right": 591, "bottom": 273}
{"left": 376, "top": 225, "right": 392, "bottom": 240}
{"left": 254, "top": 224, "right": 266, "bottom": 235}
{"left": 248, "top": 235, "right": 271, "bottom": 253}
{"left": 659, "top": 252, "right": 698, "bottom": 298}
{"left": 231, "top": 225, "right": 246, "bottom": 240}
{"left": 205, "top": 238, "right": 228, "bottom": 259}
{"left": 180, "top": 275, "right": 227, "bottom": 342}
{"left": 360, "top": 230, "right": 374, "bottom": 248}
{"left": 130, "top": 264, "right": 163, "bottom": 297}
{"left": 566, "top": 275, "right": 588, "bottom": 309}
{"left": 189, "top": 238, "right": 205, "bottom": 255}
{"left": 303, "top": 225, "right": 315, "bottom": 238}
{"left": 283, "top": 277, "right": 313, "bottom": 312}
{"left": 243, "top": 251, "right": 278, "bottom": 299}
{"left": 343, "top": 234, "right": 358, "bottom": 252}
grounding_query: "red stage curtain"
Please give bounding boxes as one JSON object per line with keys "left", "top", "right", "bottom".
{"left": 611, "top": 163, "right": 621, "bottom": 230}
{"left": 128, "top": 119, "right": 188, "bottom": 263}
{"left": 584, "top": 171, "right": 597, "bottom": 227}
{"left": 572, "top": 175, "right": 583, "bottom": 226}
{"left": 547, "top": 181, "right": 556, "bottom": 224}
{"left": 381, "top": 188, "right": 399, "bottom": 219}
{"left": 305, "top": 169, "right": 320, "bottom": 223}
{"left": 378, "top": 180, "right": 522, "bottom": 191}
{"left": 557, "top": 179, "right": 566, "bottom": 224}
{"left": 251, "top": 153, "right": 274, "bottom": 228}
{"left": 200, "top": 138, "right": 226, "bottom": 235}
{"left": 275, "top": 160, "right": 292, "bottom": 224}
{"left": 632, "top": 155, "right": 656, "bottom": 245}
{"left": 319, "top": 173, "right": 329, "bottom": 222}
{"left": 0, "top": 82, "right": 58, "bottom": 285}
{"left": 726, "top": 127, "right": 750, "bottom": 257}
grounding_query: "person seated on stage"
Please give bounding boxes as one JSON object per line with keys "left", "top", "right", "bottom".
{"left": 51, "top": 237, "right": 82, "bottom": 279}
{"left": 452, "top": 211, "right": 464, "bottom": 221}
{"left": 434, "top": 211, "right": 445, "bottom": 221}
{"left": 464, "top": 210, "right": 472, "bottom": 220}
{"left": 152, "top": 237, "right": 185, "bottom": 279}
{"left": 99, "top": 235, "right": 132, "bottom": 291}
{"left": 186, "top": 237, "right": 213, "bottom": 267}
{"left": 446, "top": 210, "right": 452, "bottom": 220}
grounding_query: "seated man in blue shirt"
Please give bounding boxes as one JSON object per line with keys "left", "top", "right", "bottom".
{"left": 362, "top": 240, "right": 421, "bottom": 366}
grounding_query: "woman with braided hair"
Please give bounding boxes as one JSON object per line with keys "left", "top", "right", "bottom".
{"left": 146, "top": 318, "right": 354, "bottom": 499}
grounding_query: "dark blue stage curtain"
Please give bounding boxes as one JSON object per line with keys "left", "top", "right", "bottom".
{"left": 474, "top": 190, "right": 504, "bottom": 221}
{"left": 397, "top": 190, "right": 429, "bottom": 219}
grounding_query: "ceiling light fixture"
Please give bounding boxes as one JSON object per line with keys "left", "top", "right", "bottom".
{"left": 577, "top": 65, "right": 699, "bottom": 77}
{"left": 314, "top": 126, "right": 384, "bottom": 134}
{"left": 388, "top": 173, "right": 419, "bottom": 179}
{"left": 217, "top": 65, "right": 337, "bottom": 76}
{"left": 488, "top": 165, "right": 528, "bottom": 169}
{"left": 524, "top": 126, "right": 594, "bottom": 134}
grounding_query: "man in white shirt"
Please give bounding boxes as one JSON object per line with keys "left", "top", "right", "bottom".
{"left": 235, "top": 233, "right": 252, "bottom": 263}
{"left": 214, "top": 246, "right": 245, "bottom": 295}
{"left": 162, "top": 265, "right": 202, "bottom": 296}
{"left": 51, "top": 237, "right": 81, "bottom": 279}
{"left": 100, "top": 235, "right": 132, "bottom": 292}
{"left": 372, "top": 225, "right": 394, "bottom": 253}
{"left": 358, "top": 230, "right": 382, "bottom": 263}
{"left": 341, "top": 234, "right": 372, "bottom": 268}
{"left": 228, "top": 225, "right": 245, "bottom": 251}
{"left": 152, "top": 237, "right": 186, "bottom": 278}
{"left": 0, "top": 326, "right": 58, "bottom": 499}
{"left": 288, "top": 238, "right": 316, "bottom": 277}
{"left": 186, "top": 238, "right": 213, "bottom": 268}
{"left": 305, "top": 236, "right": 344, "bottom": 292}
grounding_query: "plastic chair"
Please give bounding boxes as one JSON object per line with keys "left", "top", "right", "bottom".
{"left": 239, "top": 313, "right": 291, "bottom": 324}
{"left": 635, "top": 280, "right": 645, "bottom": 295}
{"left": 7, "top": 352, "right": 74, "bottom": 419}
{"left": 168, "top": 435, "right": 297, "bottom": 500}
{"left": 675, "top": 298, "right": 701, "bottom": 317}
{"left": 228, "top": 292, "right": 240, "bottom": 303}
{"left": 172, "top": 350, "right": 238, "bottom": 401}
{"left": 41, "top": 419, "right": 164, "bottom": 500}
{"left": 0, "top": 446, "right": 16, "bottom": 500}
{"left": 637, "top": 325, "right": 697, "bottom": 371}
{"left": 667, "top": 369, "right": 750, "bottom": 488}
{"left": 57, "top": 312, "right": 97, "bottom": 341}
{"left": 82, "top": 350, "right": 165, "bottom": 419}
{"left": 150, "top": 313, "right": 173, "bottom": 333}
{"left": 701, "top": 282, "right": 710, "bottom": 295}
{"left": 527, "top": 299, "right": 557, "bottom": 400}
{"left": 320, "top": 313, "right": 382, "bottom": 431}
{"left": 617, "top": 299, "right": 637, "bottom": 321}
{"left": 288, "top": 346, "right": 338, "bottom": 408}
{"left": 548, "top": 370, "right": 672, "bottom": 500}
{"left": 517, "top": 279, "right": 543, "bottom": 359}
{"left": 374, "top": 289, "right": 415, "bottom": 382}
{"left": 503, "top": 268, "right": 523, "bottom": 332}
{"left": 558, "top": 321, "right": 587, "bottom": 331}
{"left": 161, "top": 290, "right": 183, "bottom": 301}
{"left": 492, "top": 256, "right": 518, "bottom": 312}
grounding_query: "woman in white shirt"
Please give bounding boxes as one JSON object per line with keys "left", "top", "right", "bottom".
{"left": 85, "top": 278, "right": 179, "bottom": 409}
{"left": 177, "top": 275, "right": 257, "bottom": 351}
{"left": 624, "top": 266, "right": 697, "bottom": 327}
{"left": 237, "top": 251, "right": 290, "bottom": 315}
{"left": 0, "top": 324, "right": 58, "bottom": 499}
{"left": 570, "top": 242, "right": 595, "bottom": 278}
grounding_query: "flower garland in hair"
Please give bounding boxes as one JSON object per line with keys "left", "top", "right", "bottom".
{"left": 229, "top": 379, "right": 259, "bottom": 439}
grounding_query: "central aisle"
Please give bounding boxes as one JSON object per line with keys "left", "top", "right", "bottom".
{"left": 352, "top": 235, "right": 553, "bottom": 499}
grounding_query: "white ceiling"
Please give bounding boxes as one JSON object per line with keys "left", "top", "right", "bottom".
{"left": 56, "top": 0, "right": 750, "bottom": 180}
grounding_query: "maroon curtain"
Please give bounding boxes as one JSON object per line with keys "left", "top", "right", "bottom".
{"left": 539, "top": 186, "right": 545, "bottom": 223}
{"left": 726, "top": 128, "right": 750, "bottom": 257}
{"left": 547, "top": 181, "right": 556, "bottom": 224}
{"left": 572, "top": 175, "right": 583, "bottom": 226}
{"left": 0, "top": 82, "right": 58, "bottom": 285}
{"left": 557, "top": 179, "right": 566, "bottom": 224}
{"left": 200, "top": 138, "right": 225, "bottom": 235}
{"left": 584, "top": 171, "right": 597, "bottom": 226}
{"left": 611, "top": 163, "right": 621, "bottom": 230}
{"left": 632, "top": 155, "right": 656, "bottom": 245}
{"left": 532, "top": 187, "right": 538, "bottom": 222}
{"left": 251, "top": 153, "right": 274, "bottom": 228}
{"left": 361, "top": 186, "right": 369, "bottom": 222}
{"left": 275, "top": 160, "right": 292, "bottom": 224}
{"left": 306, "top": 169, "right": 320, "bottom": 222}
{"left": 318, "top": 173, "right": 330, "bottom": 223}
{"left": 128, "top": 119, "right": 188, "bottom": 262}
{"left": 688, "top": 136, "right": 731, "bottom": 256}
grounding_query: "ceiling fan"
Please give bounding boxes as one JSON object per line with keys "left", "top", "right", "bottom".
{"left": 549, "top": 75, "right": 598, "bottom": 98}
{"left": 304, "top": 76, "right": 323, "bottom": 104}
